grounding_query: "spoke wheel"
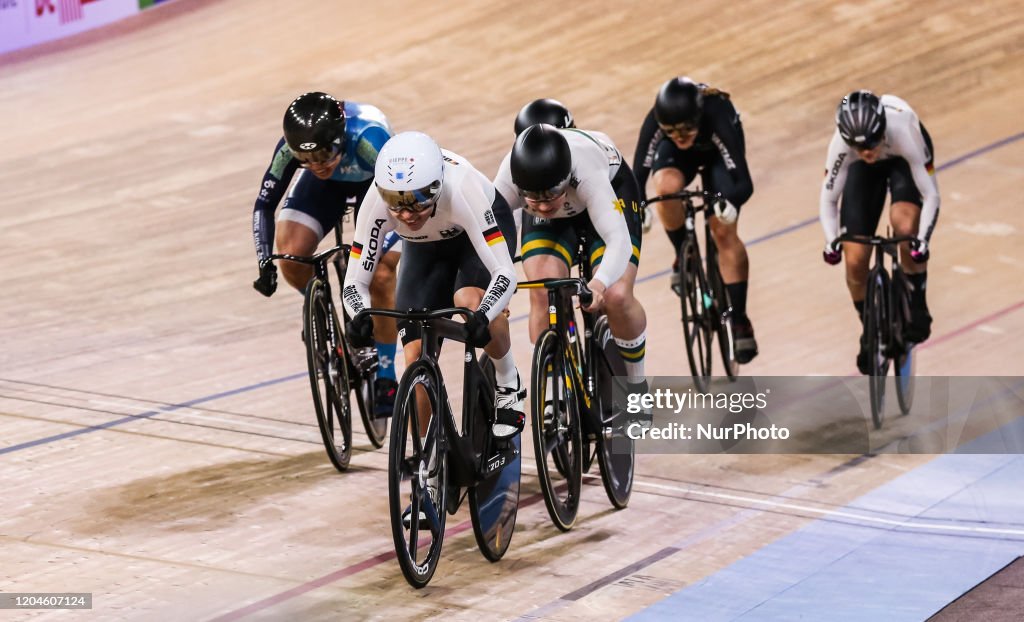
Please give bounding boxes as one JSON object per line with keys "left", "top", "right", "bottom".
{"left": 388, "top": 362, "right": 447, "bottom": 589}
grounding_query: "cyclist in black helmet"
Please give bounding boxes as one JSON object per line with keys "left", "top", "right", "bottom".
{"left": 251, "top": 92, "right": 402, "bottom": 417}
{"left": 633, "top": 76, "right": 758, "bottom": 364}
{"left": 514, "top": 98, "right": 576, "bottom": 136}
{"left": 821, "top": 90, "right": 939, "bottom": 374}
{"left": 495, "top": 123, "right": 650, "bottom": 411}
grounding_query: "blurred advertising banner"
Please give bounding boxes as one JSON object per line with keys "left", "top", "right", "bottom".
{"left": 1, "top": 0, "right": 159, "bottom": 56}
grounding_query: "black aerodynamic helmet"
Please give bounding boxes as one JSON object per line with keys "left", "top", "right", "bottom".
{"left": 514, "top": 98, "right": 576, "bottom": 136}
{"left": 510, "top": 123, "right": 572, "bottom": 201}
{"left": 836, "top": 90, "right": 887, "bottom": 149}
{"left": 283, "top": 92, "right": 347, "bottom": 164}
{"left": 654, "top": 76, "right": 704, "bottom": 129}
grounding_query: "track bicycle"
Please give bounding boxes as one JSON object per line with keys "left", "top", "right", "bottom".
{"left": 646, "top": 189, "right": 739, "bottom": 391}
{"left": 352, "top": 307, "right": 521, "bottom": 588}
{"left": 264, "top": 224, "right": 388, "bottom": 470}
{"left": 519, "top": 230, "right": 635, "bottom": 531}
{"left": 834, "top": 233, "right": 917, "bottom": 429}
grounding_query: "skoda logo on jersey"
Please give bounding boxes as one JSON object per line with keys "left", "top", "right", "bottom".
{"left": 299, "top": 142, "right": 318, "bottom": 150}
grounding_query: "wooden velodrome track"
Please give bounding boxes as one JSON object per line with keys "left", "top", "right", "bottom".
{"left": 2, "top": 0, "right": 1023, "bottom": 619}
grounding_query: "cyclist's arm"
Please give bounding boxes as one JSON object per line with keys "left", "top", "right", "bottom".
{"left": 902, "top": 127, "right": 940, "bottom": 242}
{"left": 455, "top": 180, "right": 517, "bottom": 322}
{"left": 342, "top": 193, "right": 395, "bottom": 317}
{"left": 819, "top": 132, "right": 851, "bottom": 243}
{"left": 631, "top": 108, "right": 661, "bottom": 202}
{"left": 351, "top": 123, "right": 392, "bottom": 173}
{"left": 579, "top": 178, "right": 632, "bottom": 288}
{"left": 252, "top": 138, "right": 300, "bottom": 262}
{"left": 708, "top": 101, "right": 753, "bottom": 207}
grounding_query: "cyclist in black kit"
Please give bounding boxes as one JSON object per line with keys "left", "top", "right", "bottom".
{"left": 250, "top": 92, "right": 402, "bottom": 416}
{"left": 633, "top": 77, "right": 758, "bottom": 364}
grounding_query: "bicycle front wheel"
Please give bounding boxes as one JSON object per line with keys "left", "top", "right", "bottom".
{"left": 531, "top": 329, "right": 583, "bottom": 531}
{"left": 388, "top": 361, "right": 447, "bottom": 589}
{"left": 304, "top": 278, "right": 352, "bottom": 471}
{"left": 679, "top": 239, "right": 713, "bottom": 391}
{"left": 865, "top": 272, "right": 889, "bottom": 429}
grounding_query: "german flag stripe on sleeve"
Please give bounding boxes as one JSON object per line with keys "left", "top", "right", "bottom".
{"left": 483, "top": 226, "right": 505, "bottom": 246}
{"left": 925, "top": 161, "right": 935, "bottom": 175}
{"left": 350, "top": 242, "right": 363, "bottom": 260}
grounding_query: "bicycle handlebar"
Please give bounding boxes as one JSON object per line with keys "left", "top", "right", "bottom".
{"left": 645, "top": 189, "right": 725, "bottom": 208}
{"left": 516, "top": 278, "right": 593, "bottom": 306}
{"left": 352, "top": 306, "right": 476, "bottom": 324}
{"left": 267, "top": 243, "right": 351, "bottom": 266}
{"left": 833, "top": 234, "right": 918, "bottom": 250}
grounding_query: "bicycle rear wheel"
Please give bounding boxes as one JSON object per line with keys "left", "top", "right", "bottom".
{"left": 679, "top": 239, "right": 713, "bottom": 392}
{"left": 593, "top": 317, "right": 634, "bottom": 509}
{"left": 708, "top": 259, "right": 739, "bottom": 380}
{"left": 865, "top": 272, "right": 890, "bottom": 429}
{"left": 354, "top": 362, "right": 387, "bottom": 448}
{"left": 470, "top": 355, "right": 521, "bottom": 561}
{"left": 895, "top": 345, "right": 915, "bottom": 415}
{"left": 531, "top": 329, "right": 583, "bottom": 531}
{"left": 304, "top": 278, "right": 352, "bottom": 471}
{"left": 388, "top": 361, "right": 447, "bottom": 589}
{"left": 892, "top": 274, "right": 915, "bottom": 415}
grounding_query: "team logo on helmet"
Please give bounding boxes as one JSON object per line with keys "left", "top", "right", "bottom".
{"left": 299, "top": 142, "right": 318, "bottom": 150}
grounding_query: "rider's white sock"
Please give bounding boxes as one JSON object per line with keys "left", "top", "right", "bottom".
{"left": 614, "top": 331, "right": 647, "bottom": 384}
{"left": 493, "top": 350, "right": 519, "bottom": 387}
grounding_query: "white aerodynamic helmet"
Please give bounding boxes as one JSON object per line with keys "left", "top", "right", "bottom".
{"left": 375, "top": 131, "right": 444, "bottom": 212}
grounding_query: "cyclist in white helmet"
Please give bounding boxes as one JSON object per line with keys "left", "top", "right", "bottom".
{"left": 820, "top": 90, "right": 938, "bottom": 373}
{"left": 342, "top": 131, "right": 525, "bottom": 439}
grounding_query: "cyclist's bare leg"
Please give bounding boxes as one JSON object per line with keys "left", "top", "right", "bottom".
{"left": 523, "top": 254, "right": 571, "bottom": 342}
{"left": 708, "top": 212, "right": 758, "bottom": 361}
{"left": 604, "top": 264, "right": 648, "bottom": 383}
{"left": 650, "top": 168, "right": 686, "bottom": 232}
{"left": 708, "top": 217, "right": 749, "bottom": 284}
{"left": 890, "top": 201, "right": 926, "bottom": 274}
{"left": 604, "top": 264, "right": 647, "bottom": 339}
{"left": 275, "top": 220, "right": 319, "bottom": 290}
{"left": 842, "top": 243, "right": 872, "bottom": 302}
{"left": 400, "top": 339, "right": 433, "bottom": 437}
{"left": 891, "top": 200, "right": 931, "bottom": 341}
{"left": 370, "top": 251, "right": 400, "bottom": 343}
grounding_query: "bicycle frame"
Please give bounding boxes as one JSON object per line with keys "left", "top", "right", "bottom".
{"left": 517, "top": 230, "right": 601, "bottom": 417}
{"left": 269, "top": 244, "right": 349, "bottom": 345}
{"left": 352, "top": 307, "right": 507, "bottom": 487}
{"left": 835, "top": 233, "right": 916, "bottom": 354}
